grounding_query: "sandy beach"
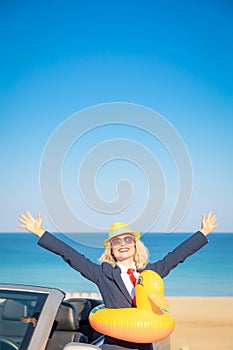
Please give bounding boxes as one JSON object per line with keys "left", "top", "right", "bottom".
{"left": 162, "top": 296, "right": 233, "bottom": 350}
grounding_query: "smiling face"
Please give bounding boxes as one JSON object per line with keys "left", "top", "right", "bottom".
{"left": 111, "top": 234, "right": 136, "bottom": 265}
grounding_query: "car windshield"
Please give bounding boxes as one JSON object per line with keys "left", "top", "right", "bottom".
{"left": 0, "top": 290, "right": 47, "bottom": 350}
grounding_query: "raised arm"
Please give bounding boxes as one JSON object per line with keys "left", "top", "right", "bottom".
{"left": 18, "top": 210, "right": 45, "bottom": 237}
{"left": 18, "top": 209, "right": 102, "bottom": 283}
{"left": 149, "top": 211, "right": 218, "bottom": 277}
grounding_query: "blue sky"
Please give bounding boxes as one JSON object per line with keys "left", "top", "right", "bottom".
{"left": 0, "top": 0, "right": 232, "bottom": 233}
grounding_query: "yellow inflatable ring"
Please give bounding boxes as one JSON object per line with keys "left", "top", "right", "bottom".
{"left": 89, "top": 270, "right": 175, "bottom": 343}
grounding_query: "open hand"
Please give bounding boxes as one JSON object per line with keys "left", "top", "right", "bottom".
{"left": 200, "top": 211, "right": 218, "bottom": 236}
{"left": 18, "top": 210, "right": 45, "bottom": 237}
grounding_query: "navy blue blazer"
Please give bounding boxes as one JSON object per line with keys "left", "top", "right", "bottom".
{"left": 38, "top": 231, "right": 207, "bottom": 308}
{"left": 38, "top": 231, "right": 208, "bottom": 349}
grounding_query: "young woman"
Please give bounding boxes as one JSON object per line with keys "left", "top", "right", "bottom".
{"left": 18, "top": 210, "right": 217, "bottom": 350}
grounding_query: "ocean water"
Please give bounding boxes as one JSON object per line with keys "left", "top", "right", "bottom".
{"left": 0, "top": 232, "right": 232, "bottom": 296}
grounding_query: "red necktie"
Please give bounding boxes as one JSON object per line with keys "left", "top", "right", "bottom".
{"left": 127, "top": 268, "right": 137, "bottom": 306}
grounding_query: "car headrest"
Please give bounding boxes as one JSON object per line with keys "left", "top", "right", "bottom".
{"left": 2, "top": 300, "right": 27, "bottom": 321}
{"left": 67, "top": 298, "right": 92, "bottom": 322}
{"left": 54, "top": 301, "right": 79, "bottom": 331}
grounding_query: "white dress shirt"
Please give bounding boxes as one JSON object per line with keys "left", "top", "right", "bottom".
{"left": 117, "top": 262, "right": 139, "bottom": 298}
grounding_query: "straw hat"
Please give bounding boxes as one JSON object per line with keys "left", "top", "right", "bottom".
{"left": 104, "top": 222, "right": 140, "bottom": 247}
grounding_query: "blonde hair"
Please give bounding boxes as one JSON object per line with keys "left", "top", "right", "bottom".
{"left": 98, "top": 239, "right": 150, "bottom": 270}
